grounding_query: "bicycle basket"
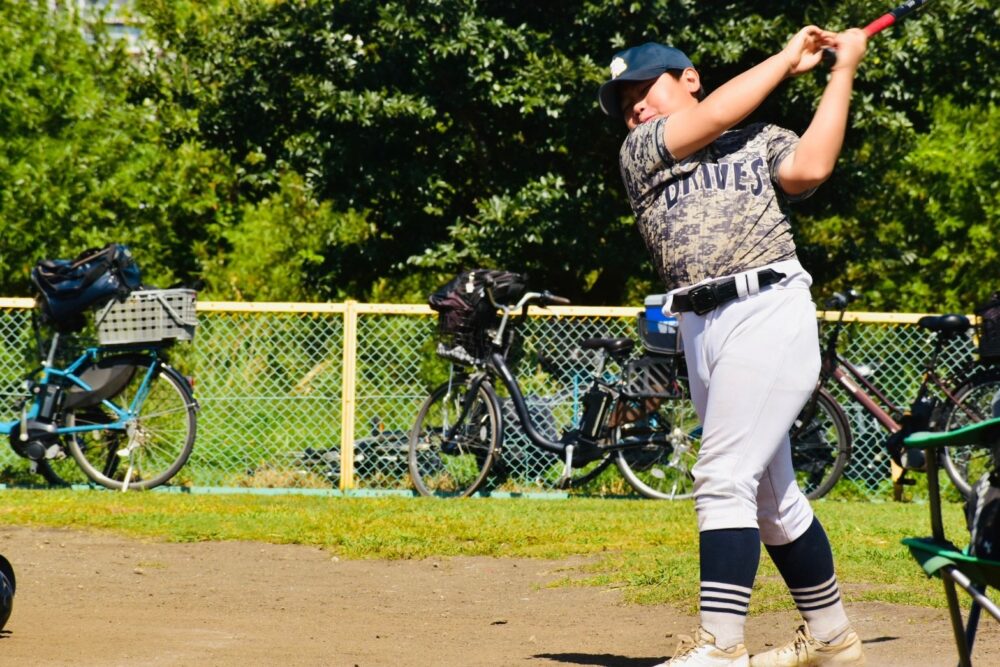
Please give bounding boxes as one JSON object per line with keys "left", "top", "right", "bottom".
{"left": 621, "top": 354, "right": 683, "bottom": 400}
{"left": 435, "top": 314, "right": 490, "bottom": 365}
{"left": 94, "top": 288, "right": 197, "bottom": 346}
{"left": 637, "top": 295, "right": 682, "bottom": 355}
{"left": 976, "top": 292, "right": 1000, "bottom": 363}
{"left": 429, "top": 269, "right": 526, "bottom": 364}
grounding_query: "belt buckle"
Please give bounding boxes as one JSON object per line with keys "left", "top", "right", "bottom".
{"left": 687, "top": 284, "right": 718, "bottom": 315}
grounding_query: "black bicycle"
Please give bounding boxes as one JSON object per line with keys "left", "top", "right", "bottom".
{"left": 791, "top": 290, "right": 1000, "bottom": 499}
{"left": 408, "top": 273, "right": 699, "bottom": 499}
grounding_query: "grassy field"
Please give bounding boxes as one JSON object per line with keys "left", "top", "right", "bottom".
{"left": 0, "top": 489, "right": 977, "bottom": 614}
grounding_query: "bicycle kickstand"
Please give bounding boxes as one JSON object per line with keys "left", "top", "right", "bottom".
{"left": 118, "top": 429, "right": 139, "bottom": 492}
{"left": 891, "top": 460, "right": 916, "bottom": 501}
{"left": 555, "top": 444, "right": 575, "bottom": 489}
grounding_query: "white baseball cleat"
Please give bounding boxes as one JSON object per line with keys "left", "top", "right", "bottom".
{"left": 750, "top": 625, "right": 866, "bottom": 666}
{"left": 653, "top": 627, "right": 750, "bottom": 666}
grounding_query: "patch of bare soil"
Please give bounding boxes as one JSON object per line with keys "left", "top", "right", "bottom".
{"left": 0, "top": 526, "right": 996, "bottom": 666}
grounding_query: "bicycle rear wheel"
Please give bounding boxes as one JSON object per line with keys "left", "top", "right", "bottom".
{"left": 65, "top": 358, "right": 197, "bottom": 490}
{"left": 941, "top": 368, "right": 1000, "bottom": 497}
{"left": 614, "top": 396, "right": 700, "bottom": 500}
{"left": 408, "top": 376, "right": 501, "bottom": 497}
{"left": 790, "top": 388, "right": 851, "bottom": 500}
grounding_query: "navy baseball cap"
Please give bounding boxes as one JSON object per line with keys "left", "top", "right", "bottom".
{"left": 598, "top": 43, "right": 695, "bottom": 117}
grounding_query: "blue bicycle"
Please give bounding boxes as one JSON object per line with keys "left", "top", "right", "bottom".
{"left": 2, "top": 288, "right": 199, "bottom": 490}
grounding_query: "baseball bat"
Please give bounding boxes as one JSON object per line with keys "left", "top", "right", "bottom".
{"left": 822, "top": 0, "right": 932, "bottom": 66}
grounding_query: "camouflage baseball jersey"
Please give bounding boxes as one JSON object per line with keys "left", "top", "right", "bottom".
{"left": 619, "top": 119, "right": 812, "bottom": 290}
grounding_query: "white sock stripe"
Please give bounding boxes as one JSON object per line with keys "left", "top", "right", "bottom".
{"left": 701, "top": 593, "right": 750, "bottom": 609}
{"left": 797, "top": 593, "right": 842, "bottom": 612}
{"left": 701, "top": 601, "right": 750, "bottom": 615}
{"left": 701, "top": 590, "right": 752, "bottom": 604}
{"left": 795, "top": 588, "right": 840, "bottom": 607}
{"left": 791, "top": 582, "right": 839, "bottom": 602}
{"left": 788, "top": 575, "right": 837, "bottom": 594}
{"left": 700, "top": 581, "right": 753, "bottom": 596}
{"left": 795, "top": 588, "right": 840, "bottom": 606}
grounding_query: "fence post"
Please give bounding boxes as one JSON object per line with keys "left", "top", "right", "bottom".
{"left": 340, "top": 300, "right": 359, "bottom": 490}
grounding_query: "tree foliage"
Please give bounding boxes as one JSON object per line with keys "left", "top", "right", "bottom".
{"left": 0, "top": 2, "right": 232, "bottom": 296}
{"left": 1, "top": 0, "right": 998, "bottom": 312}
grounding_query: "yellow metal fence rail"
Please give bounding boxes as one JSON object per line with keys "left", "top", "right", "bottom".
{"left": 0, "top": 298, "right": 979, "bottom": 498}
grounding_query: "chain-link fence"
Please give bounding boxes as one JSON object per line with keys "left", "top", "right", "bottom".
{"left": 0, "top": 298, "right": 984, "bottom": 498}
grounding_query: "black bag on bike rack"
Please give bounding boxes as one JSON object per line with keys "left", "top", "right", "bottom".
{"left": 428, "top": 269, "right": 527, "bottom": 363}
{"left": 31, "top": 243, "right": 142, "bottom": 332}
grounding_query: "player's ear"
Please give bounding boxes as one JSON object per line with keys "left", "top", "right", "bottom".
{"left": 681, "top": 67, "right": 701, "bottom": 96}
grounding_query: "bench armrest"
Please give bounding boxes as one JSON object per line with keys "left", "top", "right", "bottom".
{"left": 904, "top": 416, "right": 1000, "bottom": 451}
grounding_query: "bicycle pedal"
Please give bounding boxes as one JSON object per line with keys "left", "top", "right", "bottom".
{"left": 898, "top": 477, "right": 916, "bottom": 486}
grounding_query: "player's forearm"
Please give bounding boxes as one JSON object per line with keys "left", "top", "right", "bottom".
{"left": 792, "top": 69, "right": 856, "bottom": 180}
{"left": 665, "top": 53, "right": 791, "bottom": 158}
{"left": 704, "top": 53, "right": 793, "bottom": 123}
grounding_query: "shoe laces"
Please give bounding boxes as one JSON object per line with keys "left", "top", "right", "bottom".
{"left": 671, "top": 633, "right": 700, "bottom": 660}
{"left": 670, "top": 628, "right": 722, "bottom": 662}
{"left": 773, "top": 625, "right": 813, "bottom": 660}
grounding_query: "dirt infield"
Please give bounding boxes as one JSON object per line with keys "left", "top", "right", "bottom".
{"left": 0, "top": 526, "right": 997, "bottom": 666}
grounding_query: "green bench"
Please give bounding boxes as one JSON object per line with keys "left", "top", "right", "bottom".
{"left": 904, "top": 418, "right": 1000, "bottom": 667}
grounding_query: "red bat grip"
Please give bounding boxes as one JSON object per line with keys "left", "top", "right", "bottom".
{"left": 822, "top": 0, "right": 930, "bottom": 66}
{"left": 864, "top": 14, "right": 897, "bottom": 36}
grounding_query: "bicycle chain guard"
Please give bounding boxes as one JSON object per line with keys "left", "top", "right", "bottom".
{"left": 8, "top": 422, "right": 61, "bottom": 461}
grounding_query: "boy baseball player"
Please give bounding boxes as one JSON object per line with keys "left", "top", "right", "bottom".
{"left": 599, "top": 26, "right": 868, "bottom": 666}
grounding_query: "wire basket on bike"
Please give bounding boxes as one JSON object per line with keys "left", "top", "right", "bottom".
{"left": 976, "top": 292, "right": 1000, "bottom": 363}
{"left": 94, "top": 288, "right": 198, "bottom": 346}
{"left": 622, "top": 355, "right": 685, "bottom": 400}
{"left": 428, "top": 269, "right": 527, "bottom": 365}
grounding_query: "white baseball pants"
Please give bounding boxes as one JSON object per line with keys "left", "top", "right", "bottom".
{"left": 676, "top": 260, "right": 819, "bottom": 545}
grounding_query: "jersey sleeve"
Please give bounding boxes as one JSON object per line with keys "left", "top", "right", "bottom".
{"left": 618, "top": 118, "right": 694, "bottom": 214}
{"left": 765, "top": 124, "right": 817, "bottom": 202}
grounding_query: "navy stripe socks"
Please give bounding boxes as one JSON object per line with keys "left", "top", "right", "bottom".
{"left": 700, "top": 528, "right": 760, "bottom": 649}
{"left": 765, "top": 517, "right": 851, "bottom": 643}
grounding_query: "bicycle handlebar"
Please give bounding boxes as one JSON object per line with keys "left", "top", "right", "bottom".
{"left": 824, "top": 288, "right": 861, "bottom": 311}
{"left": 820, "top": 289, "right": 864, "bottom": 372}
{"left": 483, "top": 283, "right": 571, "bottom": 311}
{"left": 539, "top": 292, "right": 571, "bottom": 306}
{"left": 482, "top": 284, "right": 572, "bottom": 352}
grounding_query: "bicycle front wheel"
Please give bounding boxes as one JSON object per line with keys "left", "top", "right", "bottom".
{"left": 65, "top": 358, "right": 197, "bottom": 490}
{"left": 408, "top": 376, "right": 501, "bottom": 497}
{"left": 790, "top": 388, "right": 851, "bottom": 500}
{"left": 941, "top": 368, "right": 1000, "bottom": 497}
{"left": 615, "top": 396, "right": 700, "bottom": 500}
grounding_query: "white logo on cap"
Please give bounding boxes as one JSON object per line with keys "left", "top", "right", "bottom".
{"left": 610, "top": 57, "right": 627, "bottom": 79}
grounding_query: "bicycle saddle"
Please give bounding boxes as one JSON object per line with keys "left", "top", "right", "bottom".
{"left": 579, "top": 337, "right": 635, "bottom": 355}
{"left": 917, "top": 314, "right": 971, "bottom": 336}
